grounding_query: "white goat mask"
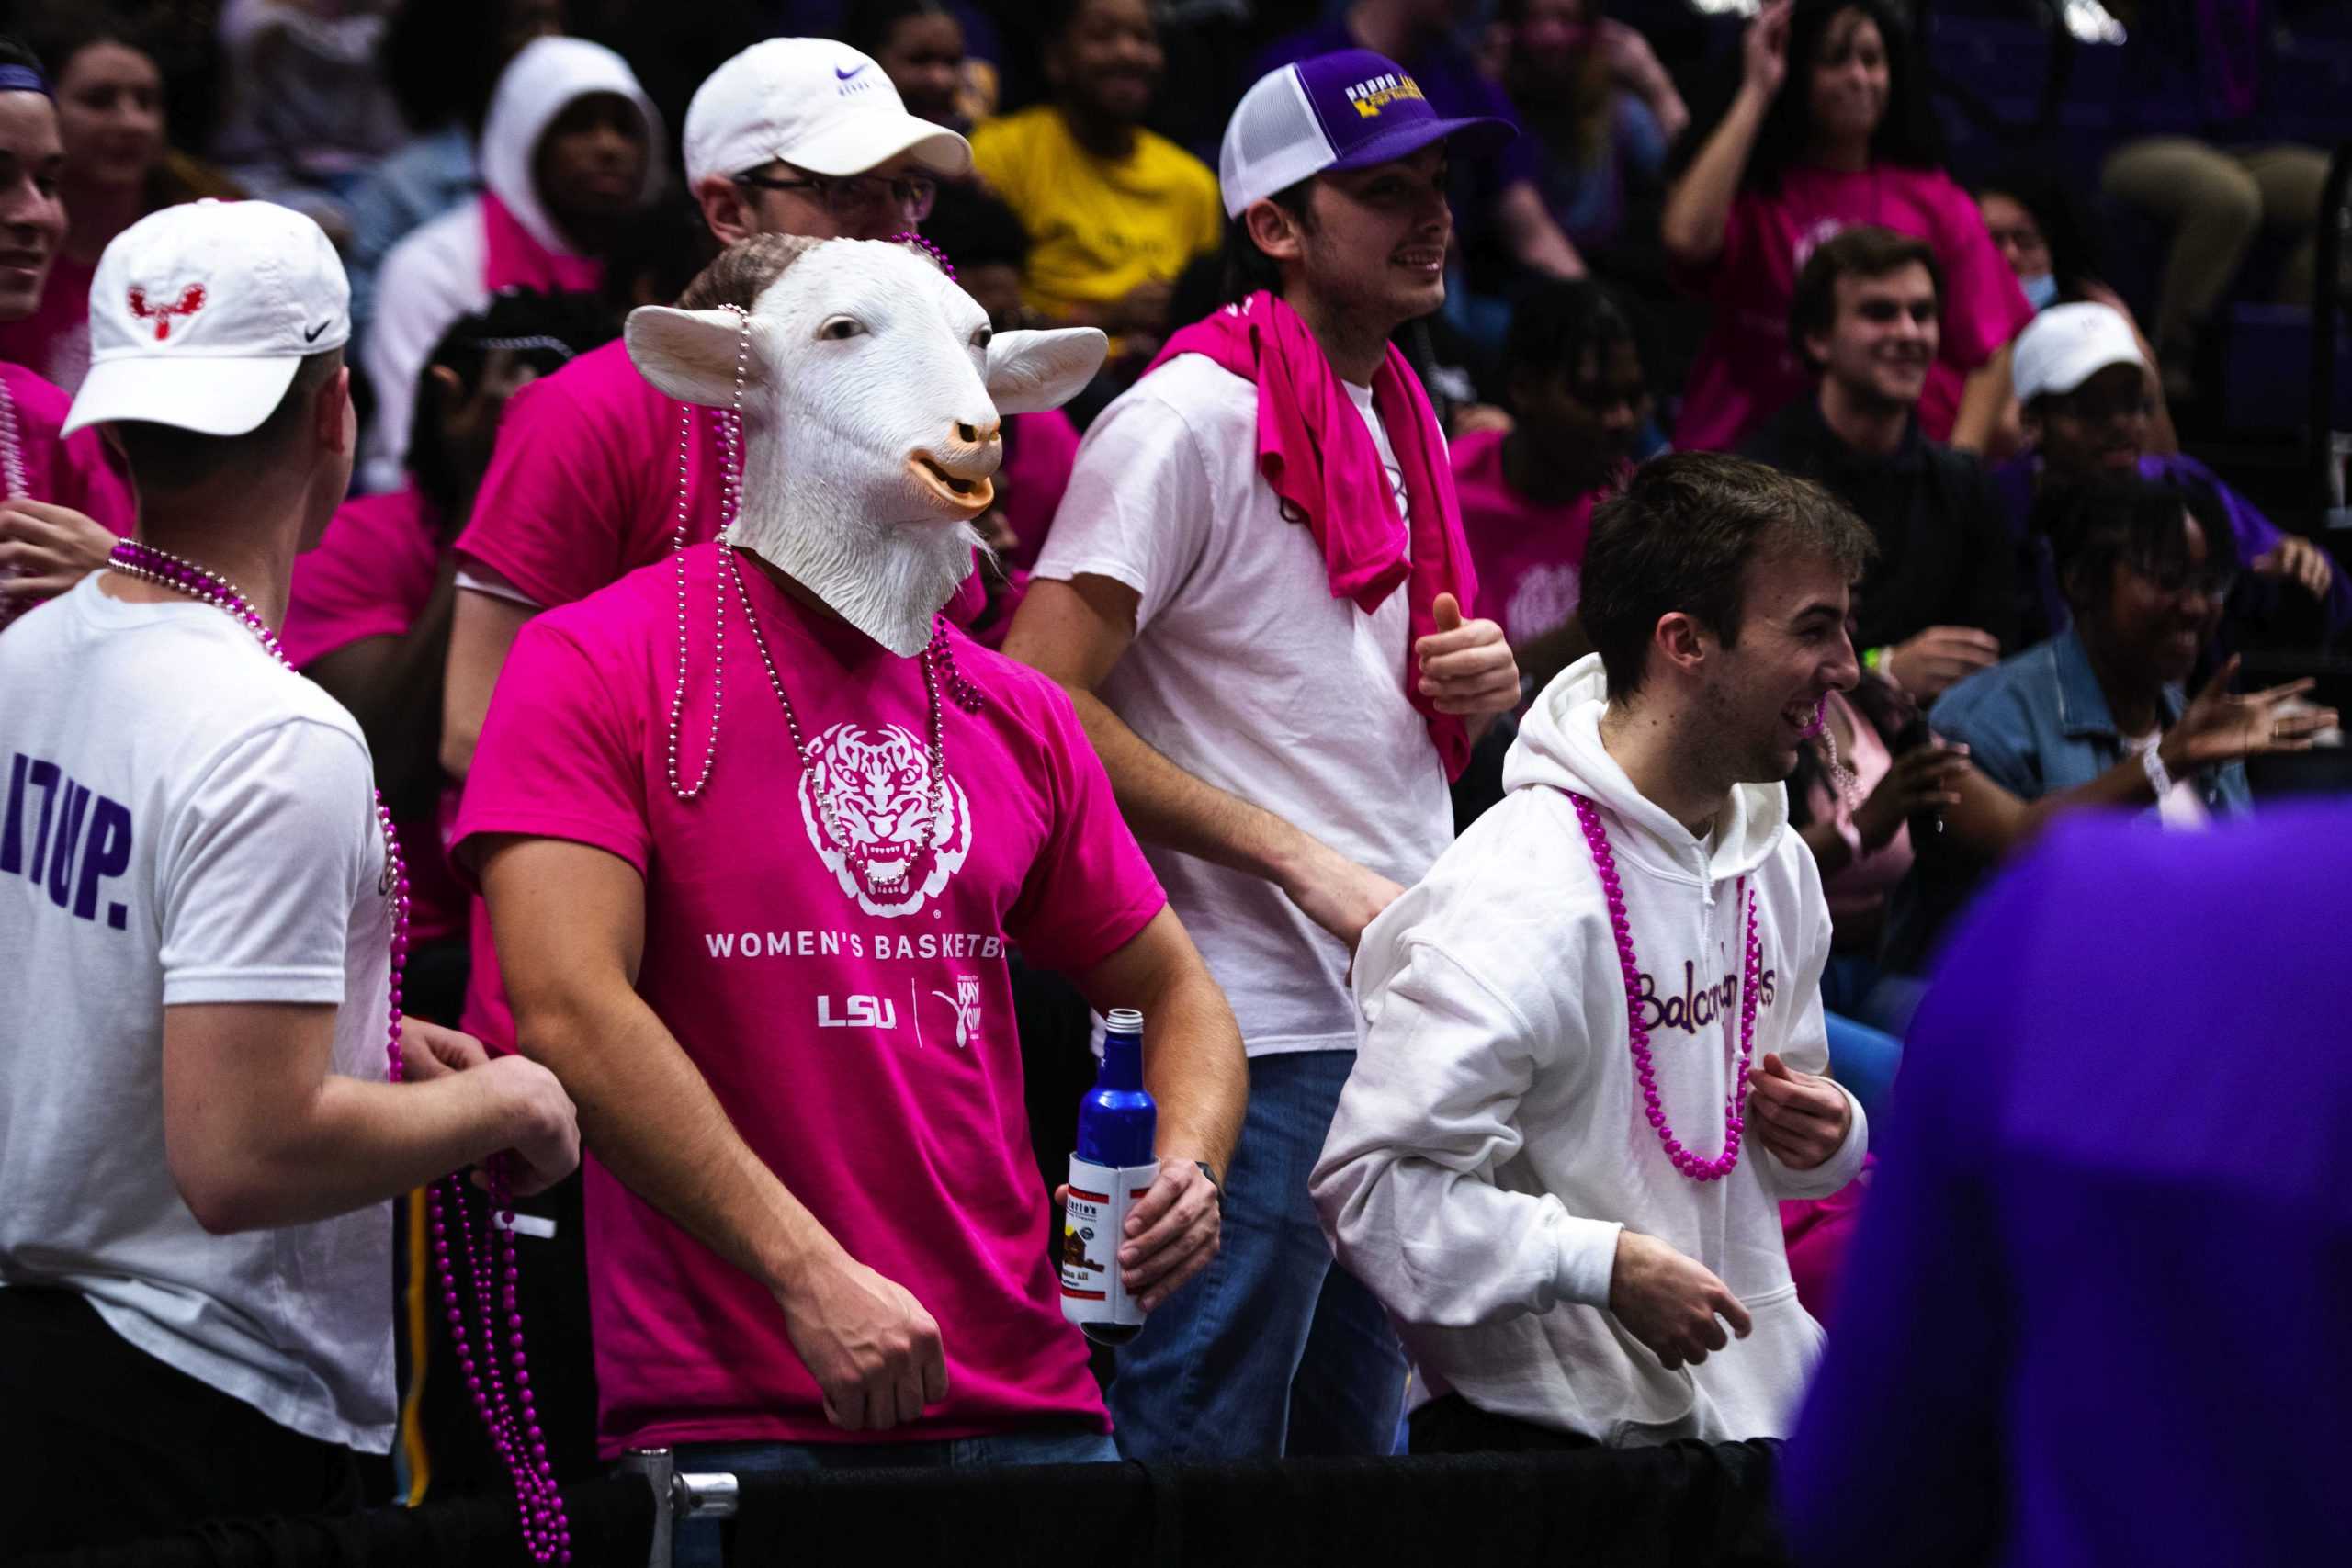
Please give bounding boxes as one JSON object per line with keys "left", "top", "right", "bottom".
{"left": 626, "top": 242, "right": 1105, "bottom": 656}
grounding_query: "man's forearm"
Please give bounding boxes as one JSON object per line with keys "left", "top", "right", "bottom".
{"left": 179, "top": 1069, "right": 535, "bottom": 1233}
{"left": 1136, "top": 952, "right": 1246, "bottom": 1181}
{"left": 1063, "top": 683, "right": 1327, "bottom": 891}
{"left": 514, "top": 978, "right": 842, "bottom": 1293}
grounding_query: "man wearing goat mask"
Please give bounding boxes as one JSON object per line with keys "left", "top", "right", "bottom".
{"left": 437, "top": 36, "right": 978, "bottom": 1068}
{"left": 454, "top": 236, "right": 1247, "bottom": 1531}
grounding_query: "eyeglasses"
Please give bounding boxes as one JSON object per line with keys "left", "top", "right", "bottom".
{"left": 732, "top": 170, "right": 938, "bottom": 223}
{"left": 2127, "top": 554, "right": 2235, "bottom": 601}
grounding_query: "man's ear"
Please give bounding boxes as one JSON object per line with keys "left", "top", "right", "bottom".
{"left": 1653, "top": 610, "right": 1711, "bottom": 680}
{"left": 626, "top": 306, "right": 771, "bottom": 409}
{"left": 316, "top": 365, "right": 354, "bottom": 455}
{"left": 1243, "top": 197, "right": 1307, "bottom": 265}
{"left": 695, "top": 174, "right": 757, "bottom": 247}
{"left": 983, "top": 327, "right": 1107, "bottom": 413}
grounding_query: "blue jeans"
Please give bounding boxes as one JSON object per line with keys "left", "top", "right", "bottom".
{"left": 1821, "top": 953, "right": 1923, "bottom": 1133}
{"left": 670, "top": 1426, "right": 1118, "bottom": 1568}
{"left": 1106, "top": 1049, "right": 1408, "bottom": 1460}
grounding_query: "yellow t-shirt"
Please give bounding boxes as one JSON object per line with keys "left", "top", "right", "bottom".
{"left": 968, "top": 106, "right": 1223, "bottom": 321}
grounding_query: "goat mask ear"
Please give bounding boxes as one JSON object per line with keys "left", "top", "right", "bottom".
{"left": 625, "top": 306, "right": 769, "bottom": 409}
{"left": 983, "top": 327, "right": 1107, "bottom": 414}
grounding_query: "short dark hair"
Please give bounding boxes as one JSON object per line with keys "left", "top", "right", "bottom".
{"left": 1499, "top": 279, "right": 1640, "bottom": 404}
{"left": 1220, "top": 177, "right": 1314, "bottom": 303}
{"left": 112, "top": 350, "right": 345, "bottom": 495}
{"left": 2040, "top": 475, "right": 2235, "bottom": 619}
{"left": 1581, "top": 452, "right": 1876, "bottom": 699}
{"left": 1788, "top": 224, "right": 1943, "bottom": 373}
{"left": 0, "top": 34, "right": 47, "bottom": 82}
{"left": 842, "top": 0, "right": 956, "bottom": 58}
{"left": 408, "top": 289, "right": 616, "bottom": 507}
{"left": 921, "top": 181, "right": 1029, "bottom": 274}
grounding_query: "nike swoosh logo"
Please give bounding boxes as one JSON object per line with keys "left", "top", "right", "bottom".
{"left": 302, "top": 319, "right": 332, "bottom": 343}
{"left": 835, "top": 62, "right": 868, "bottom": 80}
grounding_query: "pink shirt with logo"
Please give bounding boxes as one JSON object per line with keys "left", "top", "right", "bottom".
{"left": 1670, "top": 164, "right": 2035, "bottom": 453}
{"left": 452, "top": 543, "right": 1167, "bottom": 1456}
{"left": 1448, "top": 428, "right": 1607, "bottom": 648}
{"left": 449, "top": 341, "right": 988, "bottom": 1047}
{"left": 1, "top": 360, "right": 134, "bottom": 530}
{"left": 279, "top": 483, "right": 468, "bottom": 945}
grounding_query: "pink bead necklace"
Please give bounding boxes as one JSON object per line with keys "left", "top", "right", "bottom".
{"left": 0, "top": 371, "right": 28, "bottom": 631}
{"left": 105, "top": 537, "right": 571, "bottom": 1564}
{"left": 1567, "top": 791, "right": 1759, "bottom": 1183}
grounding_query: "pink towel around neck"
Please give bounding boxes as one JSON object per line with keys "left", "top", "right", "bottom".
{"left": 481, "top": 189, "right": 605, "bottom": 297}
{"left": 1148, "top": 291, "right": 1478, "bottom": 779}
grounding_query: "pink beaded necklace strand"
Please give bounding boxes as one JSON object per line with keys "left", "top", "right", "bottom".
{"left": 0, "top": 372, "right": 29, "bottom": 630}
{"left": 1567, "top": 790, "right": 1760, "bottom": 1183}
{"left": 104, "top": 537, "right": 571, "bottom": 1564}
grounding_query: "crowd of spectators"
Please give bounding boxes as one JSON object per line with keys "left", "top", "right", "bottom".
{"left": 2, "top": 0, "right": 2349, "bottom": 1555}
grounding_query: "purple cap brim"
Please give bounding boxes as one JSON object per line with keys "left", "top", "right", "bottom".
{"left": 1325, "top": 112, "right": 1516, "bottom": 173}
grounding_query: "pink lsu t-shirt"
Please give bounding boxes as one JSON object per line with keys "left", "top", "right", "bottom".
{"left": 1670, "top": 164, "right": 2035, "bottom": 453}
{"left": 449, "top": 341, "right": 989, "bottom": 1048}
{"left": 280, "top": 483, "right": 469, "bottom": 946}
{"left": 2, "top": 361, "right": 134, "bottom": 532}
{"left": 452, "top": 542, "right": 1167, "bottom": 1456}
{"left": 1448, "top": 428, "right": 1608, "bottom": 648}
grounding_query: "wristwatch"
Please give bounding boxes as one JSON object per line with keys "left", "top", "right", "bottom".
{"left": 1194, "top": 1161, "right": 1226, "bottom": 1213}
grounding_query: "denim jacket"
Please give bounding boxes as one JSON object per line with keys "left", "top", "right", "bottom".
{"left": 1883, "top": 627, "right": 2250, "bottom": 971}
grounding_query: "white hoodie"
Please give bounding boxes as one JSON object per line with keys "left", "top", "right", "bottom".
{"left": 1312, "top": 655, "right": 1867, "bottom": 1445}
{"left": 360, "top": 37, "right": 661, "bottom": 491}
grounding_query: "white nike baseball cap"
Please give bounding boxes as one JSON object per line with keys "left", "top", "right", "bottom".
{"left": 2012, "top": 301, "right": 2148, "bottom": 405}
{"left": 683, "top": 38, "right": 971, "bottom": 190}
{"left": 63, "top": 199, "right": 349, "bottom": 440}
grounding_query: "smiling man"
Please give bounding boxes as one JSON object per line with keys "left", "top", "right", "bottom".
{"left": 1313, "top": 453, "right": 1872, "bottom": 1454}
{"left": 1741, "top": 225, "right": 2017, "bottom": 702}
{"left": 1004, "top": 49, "right": 1521, "bottom": 1460}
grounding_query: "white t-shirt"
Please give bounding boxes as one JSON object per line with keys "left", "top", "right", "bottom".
{"left": 1035, "top": 355, "right": 1453, "bottom": 1055}
{"left": 0, "top": 575, "right": 396, "bottom": 1451}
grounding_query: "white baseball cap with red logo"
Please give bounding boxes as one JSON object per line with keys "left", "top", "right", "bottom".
{"left": 63, "top": 199, "right": 351, "bottom": 440}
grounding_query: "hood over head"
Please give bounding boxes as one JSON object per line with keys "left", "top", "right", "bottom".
{"left": 1505, "top": 654, "right": 1791, "bottom": 887}
{"left": 481, "top": 36, "right": 664, "bottom": 260}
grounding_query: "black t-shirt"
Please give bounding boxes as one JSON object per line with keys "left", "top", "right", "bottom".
{"left": 1740, "top": 396, "right": 2021, "bottom": 657}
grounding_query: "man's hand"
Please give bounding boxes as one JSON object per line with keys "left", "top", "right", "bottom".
{"left": 1118, "top": 1159, "right": 1220, "bottom": 1311}
{"left": 776, "top": 1252, "right": 949, "bottom": 1432}
{"left": 1282, "top": 840, "right": 1407, "bottom": 955}
{"left": 0, "top": 500, "right": 117, "bottom": 603}
{"left": 1883, "top": 626, "right": 2001, "bottom": 699}
{"left": 2252, "top": 535, "right": 2336, "bottom": 602}
{"left": 1609, "top": 1229, "right": 1752, "bottom": 1371}
{"left": 473, "top": 1053, "right": 582, "bottom": 1197}
{"left": 399, "top": 1018, "right": 492, "bottom": 1080}
{"left": 2159, "top": 656, "right": 2337, "bottom": 773}
{"left": 398, "top": 1019, "right": 581, "bottom": 1196}
{"left": 1415, "top": 592, "right": 1521, "bottom": 716}
{"left": 1746, "top": 1053, "right": 1852, "bottom": 1171}
{"left": 1849, "top": 740, "right": 1969, "bottom": 851}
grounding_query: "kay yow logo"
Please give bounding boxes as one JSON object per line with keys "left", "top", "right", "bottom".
{"left": 930, "top": 973, "right": 982, "bottom": 1049}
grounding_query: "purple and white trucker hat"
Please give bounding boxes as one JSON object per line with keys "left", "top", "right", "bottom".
{"left": 1218, "top": 49, "right": 1514, "bottom": 219}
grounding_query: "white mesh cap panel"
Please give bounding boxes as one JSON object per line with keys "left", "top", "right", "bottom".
{"left": 1218, "top": 67, "right": 1337, "bottom": 217}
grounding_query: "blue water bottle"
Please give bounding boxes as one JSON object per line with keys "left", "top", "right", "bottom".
{"left": 1060, "top": 1008, "right": 1159, "bottom": 1344}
